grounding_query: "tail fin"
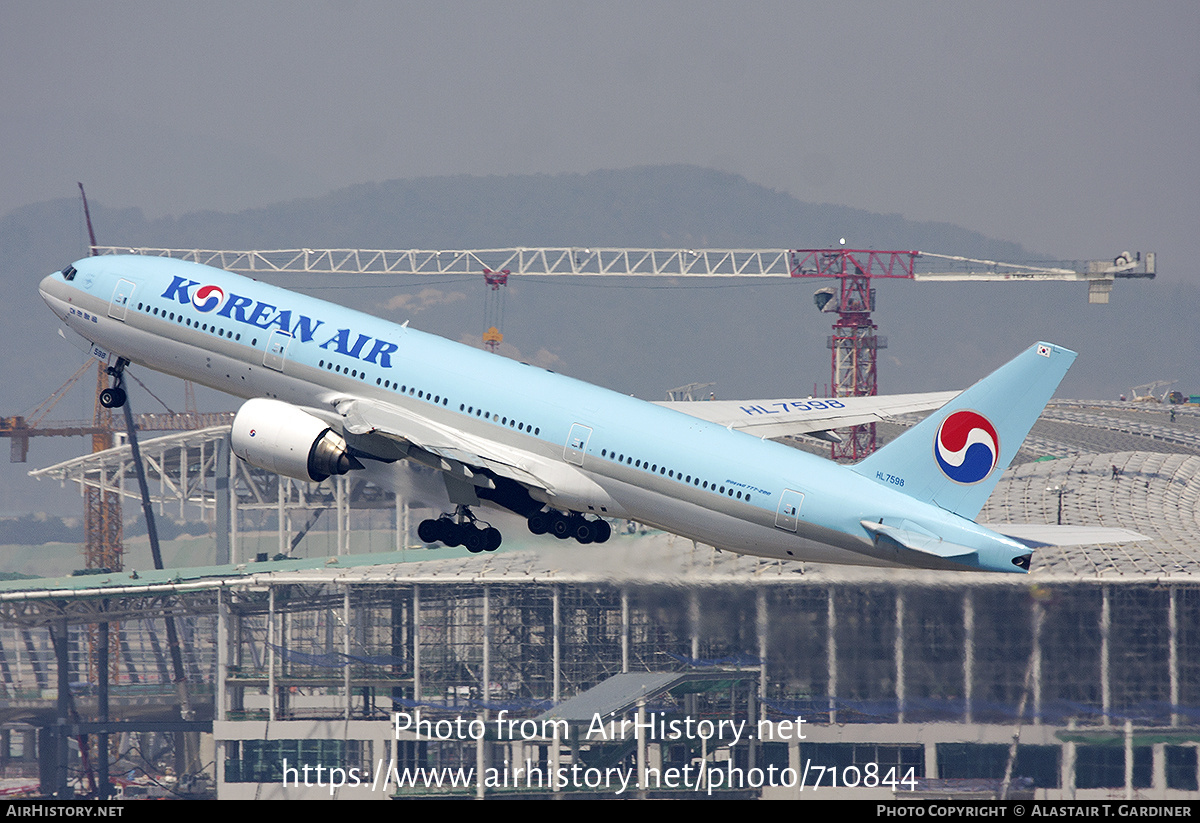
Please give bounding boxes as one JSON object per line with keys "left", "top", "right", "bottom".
{"left": 852, "top": 342, "right": 1076, "bottom": 519}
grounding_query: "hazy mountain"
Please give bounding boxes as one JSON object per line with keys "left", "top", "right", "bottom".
{"left": 5, "top": 165, "right": 1035, "bottom": 255}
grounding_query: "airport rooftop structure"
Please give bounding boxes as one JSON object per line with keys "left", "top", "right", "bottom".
{"left": 3, "top": 399, "right": 1199, "bottom": 799}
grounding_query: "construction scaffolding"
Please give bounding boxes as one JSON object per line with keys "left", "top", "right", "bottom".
{"left": 1, "top": 560, "right": 1197, "bottom": 798}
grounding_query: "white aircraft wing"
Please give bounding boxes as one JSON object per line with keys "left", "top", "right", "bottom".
{"left": 654, "top": 391, "right": 960, "bottom": 440}
{"left": 330, "top": 396, "right": 565, "bottom": 496}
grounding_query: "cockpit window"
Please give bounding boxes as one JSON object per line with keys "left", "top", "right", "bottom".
{"left": 61, "top": 265, "right": 77, "bottom": 281}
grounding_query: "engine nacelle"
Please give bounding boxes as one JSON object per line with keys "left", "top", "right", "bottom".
{"left": 231, "top": 398, "right": 361, "bottom": 483}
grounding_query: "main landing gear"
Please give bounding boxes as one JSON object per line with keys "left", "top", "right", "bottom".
{"left": 418, "top": 507, "right": 613, "bottom": 552}
{"left": 98, "top": 357, "right": 129, "bottom": 409}
{"left": 418, "top": 506, "right": 501, "bottom": 553}
{"left": 527, "top": 510, "right": 612, "bottom": 545}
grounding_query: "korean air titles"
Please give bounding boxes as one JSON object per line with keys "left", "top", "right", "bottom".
{"left": 160, "top": 274, "right": 399, "bottom": 368}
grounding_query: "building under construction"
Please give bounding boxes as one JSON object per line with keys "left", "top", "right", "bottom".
{"left": 0, "top": 399, "right": 1197, "bottom": 799}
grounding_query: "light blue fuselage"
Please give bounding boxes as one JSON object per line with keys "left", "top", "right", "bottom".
{"left": 39, "top": 255, "right": 1034, "bottom": 573}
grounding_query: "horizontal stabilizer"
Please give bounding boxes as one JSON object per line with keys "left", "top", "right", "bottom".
{"left": 988, "top": 524, "right": 1149, "bottom": 548}
{"left": 861, "top": 520, "right": 978, "bottom": 559}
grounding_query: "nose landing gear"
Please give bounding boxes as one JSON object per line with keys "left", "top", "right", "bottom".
{"left": 98, "top": 358, "right": 129, "bottom": 408}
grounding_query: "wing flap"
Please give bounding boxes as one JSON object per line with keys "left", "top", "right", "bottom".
{"left": 333, "top": 397, "right": 558, "bottom": 493}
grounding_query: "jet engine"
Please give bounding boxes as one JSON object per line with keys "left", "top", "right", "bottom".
{"left": 231, "top": 398, "right": 362, "bottom": 483}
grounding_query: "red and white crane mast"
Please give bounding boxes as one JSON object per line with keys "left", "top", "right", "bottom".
{"left": 789, "top": 249, "right": 919, "bottom": 459}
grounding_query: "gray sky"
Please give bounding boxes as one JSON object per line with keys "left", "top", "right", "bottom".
{"left": 3, "top": 1, "right": 1197, "bottom": 271}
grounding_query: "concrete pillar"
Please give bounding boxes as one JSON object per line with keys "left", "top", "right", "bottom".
{"left": 395, "top": 494, "right": 405, "bottom": 553}
{"left": 621, "top": 588, "right": 629, "bottom": 673}
{"left": 1101, "top": 586, "right": 1111, "bottom": 727}
{"left": 688, "top": 590, "right": 699, "bottom": 661}
{"left": 1063, "top": 718, "right": 1077, "bottom": 798}
{"left": 1152, "top": 743, "right": 1166, "bottom": 794}
{"left": 215, "top": 437, "right": 230, "bottom": 566}
{"left": 475, "top": 709, "right": 486, "bottom": 800}
{"left": 637, "top": 697, "right": 648, "bottom": 798}
{"left": 1032, "top": 599, "right": 1044, "bottom": 725}
{"left": 268, "top": 587, "right": 276, "bottom": 722}
{"left": 179, "top": 445, "right": 187, "bottom": 520}
{"left": 53, "top": 620, "right": 69, "bottom": 797}
{"left": 215, "top": 588, "right": 228, "bottom": 796}
{"left": 552, "top": 585, "right": 561, "bottom": 704}
{"left": 229, "top": 445, "right": 239, "bottom": 564}
{"left": 1169, "top": 586, "right": 1179, "bottom": 727}
{"left": 1124, "top": 719, "right": 1133, "bottom": 800}
{"left": 482, "top": 586, "right": 491, "bottom": 707}
{"left": 963, "top": 590, "right": 974, "bottom": 723}
{"left": 895, "top": 589, "right": 905, "bottom": 723}
{"left": 757, "top": 589, "right": 768, "bottom": 699}
{"left": 827, "top": 587, "right": 837, "bottom": 724}
{"left": 337, "top": 477, "right": 348, "bottom": 555}
{"left": 216, "top": 588, "right": 228, "bottom": 722}
{"left": 277, "top": 477, "right": 286, "bottom": 557}
{"left": 98, "top": 618, "right": 110, "bottom": 798}
{"left": 412, "top": 585, "right": 421, "bottom": 705}
{"left": 344, "top": 586, "right": 352, "bottom": 720}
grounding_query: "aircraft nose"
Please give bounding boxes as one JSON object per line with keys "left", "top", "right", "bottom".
{"left": 39, "top": 271, "right": 69, "bottom": 319}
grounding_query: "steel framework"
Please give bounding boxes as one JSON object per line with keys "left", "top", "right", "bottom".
{"left": 90, "top": 244, "right": 1153, "bottom": 284}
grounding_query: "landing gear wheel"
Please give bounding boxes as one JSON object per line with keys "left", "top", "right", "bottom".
{"left": 572, "top": 517, "right": 595, "bottom": 544}
{"left": 442, "top": 522, "right": 464, "bottom": 548}
{"left": 551, "top": 512, "right": 573, "bottom": 540}
{"left": 417, "top": 519, "right": 441, "bottom": 544}
{"left": 593, "top": 519, "right": 612, "bottom": 544}
{"left": 483, "top": 527, "right": 502, "bottom": 552}
{"left": 527, "top": 512, "right": 549, "bottom": 535}
{"left": 99, "top": 387, "right": 126, "bottom": 409}
{"left": 463, "top": 528, "right": 486, "bottom": 554}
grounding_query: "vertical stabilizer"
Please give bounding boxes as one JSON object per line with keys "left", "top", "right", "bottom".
{"left": 852, "top": 342, "right": 1075, "bottom": 519}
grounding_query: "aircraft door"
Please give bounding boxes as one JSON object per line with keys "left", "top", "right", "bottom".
{"left": 564, "top": 423, "right": 592, "bottom": 466}
{"left": 774, "top": 489, "right": 805, "bottom": 532}
{"left": 263, "top": 330, "right": 292, "bottom": 371}
{"left": 108, "top": 279, "right": 136, "bottom": 321}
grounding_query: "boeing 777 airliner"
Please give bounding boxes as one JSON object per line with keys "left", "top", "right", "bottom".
{"left": 39, "top": 255, "right": 1138, "bottom": 573}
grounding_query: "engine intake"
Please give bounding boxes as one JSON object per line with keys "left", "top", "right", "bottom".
{"left": 231, "top": 398, "right": 362, "bottom": 482}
